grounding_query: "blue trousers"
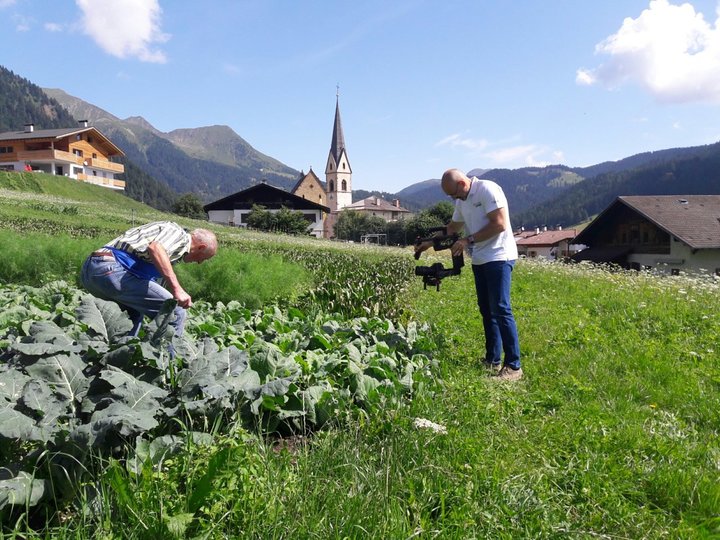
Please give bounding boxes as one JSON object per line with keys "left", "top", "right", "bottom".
{"left": 472, "top": 260, "right": 521, "bottom": 370}
{"left": 80, "top": 255, "right": 186, "bottom": 339}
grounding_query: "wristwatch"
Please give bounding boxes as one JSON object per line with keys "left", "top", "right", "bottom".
{"left": 465, "top": 235, "right": 475, "bottom": 245}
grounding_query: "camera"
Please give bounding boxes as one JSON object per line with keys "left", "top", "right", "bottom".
{"left": 414, "top": 227, "right": 464, "bottom": 291}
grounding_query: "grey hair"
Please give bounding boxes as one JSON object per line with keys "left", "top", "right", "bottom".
{"left": 191, "top": 228, "right": 218, "bottom": 252}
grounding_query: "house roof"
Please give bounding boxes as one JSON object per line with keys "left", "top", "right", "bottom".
{"left": 0, "top": 126, "right": 124, "bottom": 156}
{"left": 291, "top": 168, "right": 323, "bottom": 193}
{"left": 344, "top": 196, "right": 411, "bottom": 213}
{"left": 515, "top": 229, "right": 577, "bottom": 247}
{"left": 575, "top": 195, "right": 720, "bottom": 249}
{"left": 203, "top": 182, "right": 330, "bottom": 212}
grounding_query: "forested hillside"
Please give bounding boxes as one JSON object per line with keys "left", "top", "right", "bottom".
{"left": 516, "top": 142, "right": 720, "bottom": 227}
{"left": 0, "top": 66, "right": 76, "bottom": 131}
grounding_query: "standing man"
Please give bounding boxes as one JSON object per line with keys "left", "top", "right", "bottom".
{"left": 80, "top": 221, "right": 217, "bottom": 341}
{"left": 416, "top": 169, "right": 522, "bottom": 381}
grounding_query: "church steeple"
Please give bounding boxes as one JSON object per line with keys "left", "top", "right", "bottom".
{"left": 325, "top": 90, "right": 352, "bottom": 212}
{"left": 328, "top": 98, "right": 348, "bottom": 170}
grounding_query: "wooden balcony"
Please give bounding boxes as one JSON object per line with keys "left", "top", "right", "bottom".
{"left": 17, "top": 149, "right": 82, "bottom": 164}
{"left": 86, "top": 157, "right": 124, "bottom": 173}
{"left": 15, "top": 150, "right": 124, "bottom": 173}
{"left": 76, "top": 174, "right": 125, "bottom": 190}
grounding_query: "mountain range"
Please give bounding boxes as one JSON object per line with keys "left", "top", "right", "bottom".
{"left": 4, "top": 64, "right": 720, "bottom": 228}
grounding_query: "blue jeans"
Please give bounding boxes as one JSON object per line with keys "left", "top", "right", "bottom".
{"left": 80, "top": 255, "right": 186, "bottom": 339}
{"left": 472, "top": 260, "right": 521, "bottom": 370}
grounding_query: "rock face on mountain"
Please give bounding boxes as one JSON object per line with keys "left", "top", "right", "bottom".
{"left": 43, "top": 88, "right": 300, "bottom": 201}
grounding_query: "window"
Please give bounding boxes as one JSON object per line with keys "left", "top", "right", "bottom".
{"left": 73, "top": 149, "right": 84, "bottom": 157}
{"left": 341, "top": 180, "right": 347, "bottom": 190}
{"left": 329, "top": 180, "right": 335, "bottom": 191}
{"left": 92, "top": 153, "right": 97, "bottom": 158}
{"left": 342, "top": 163, "right": 345, "bottom": 170}
{"left": 76, "top": 134, "right": 82, "bottom": 141}
{"left": 0, "top": 146, "right": 13, "bottom": 153}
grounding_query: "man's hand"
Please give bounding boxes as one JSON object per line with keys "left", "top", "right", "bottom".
{"left": 451, "top": 238, "right": 470, "bottom": 257}
{"left": 171, "top": 286, "right": 192, "bottom": 308}
{"left": 414, "top": 240, "right": 433, "bottom": 258}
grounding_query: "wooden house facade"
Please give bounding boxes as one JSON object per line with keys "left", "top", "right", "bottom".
{"left": 572, "top": 195, "right": 720, "bottom": 275}
{"left": 0, "top": 121, "right": 125, "bottom": 190}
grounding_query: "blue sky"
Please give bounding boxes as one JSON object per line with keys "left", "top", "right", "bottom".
{"left": 2, "top": 0, "right": 720, "bottom": 193}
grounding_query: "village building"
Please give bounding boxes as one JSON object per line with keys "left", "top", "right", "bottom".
{"left": 0, "top": 121, "right": 125, "bottom": 190}
{"left": 203, "top": 181, "right": 330, "bottom": 238}
{"left": 515, "top": 227, "right": 579, "bottom": 260}
{"left": 343, "top": 196, "right": 411, "bottom": 222}
{"left": 571, "top": 195, "right": 720, "bottom": 275}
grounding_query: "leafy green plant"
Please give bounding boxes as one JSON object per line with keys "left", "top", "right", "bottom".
{"left": 0, "top": 281, "right": 439, "bottom": 516}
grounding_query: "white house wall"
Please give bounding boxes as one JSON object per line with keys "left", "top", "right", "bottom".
{"left": 207, "top": 208, "right": 324, "bottom": 238}
{"left": 628, "top": 237, "right": 720, "bottom": 274}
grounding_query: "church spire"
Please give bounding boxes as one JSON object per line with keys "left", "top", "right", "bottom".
{"left": 325, "top": 89, "right": 353, "bottom": 213}
{"left": 329, "top": 94, "right": 347, "bottom": 167}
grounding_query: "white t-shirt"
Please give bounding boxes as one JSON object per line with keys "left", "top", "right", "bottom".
{"left": 452, "top": 178, "right": 518, "bottom": 265}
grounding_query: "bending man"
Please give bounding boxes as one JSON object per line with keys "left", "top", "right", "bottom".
{"left": 81, "top": 221, "right": 217, "bottom": 339}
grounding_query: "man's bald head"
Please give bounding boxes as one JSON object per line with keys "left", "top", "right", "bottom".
{"left": 441, "top": 168, "right": 471, "bottom": 200}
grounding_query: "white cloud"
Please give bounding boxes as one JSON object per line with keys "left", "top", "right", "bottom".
{"left": 76, "top": 0, "right": 169, "bottom": 63}
{"left": 0, "top": 0, "right": 16, "bottom": 8}
{"left": 44, "top": 22, "right": 63, "bottom": 32}
{"left": 13, "top": 13, "right": 30, "bottom": 31}
{"left": 484, "top": 144, "right": 550, "bottom": 167}
{"left": 435, "top": 133, "right": 489, "bottom": 151}
{"left": 577, "top": 0, "right": 720, "bottom": 103}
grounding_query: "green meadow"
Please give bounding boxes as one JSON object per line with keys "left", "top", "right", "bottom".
{"left": 0, "top": 172, "right": 718, "bottom": 538}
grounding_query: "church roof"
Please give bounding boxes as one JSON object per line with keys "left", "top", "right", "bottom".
{"left": 203, "top": 182, "right": 330, "bottom": 212}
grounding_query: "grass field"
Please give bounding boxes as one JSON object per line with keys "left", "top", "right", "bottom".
{"left": 0, "top": 173, "right": 718, "bottom": 538}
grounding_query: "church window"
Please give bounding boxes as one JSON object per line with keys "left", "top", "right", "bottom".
{"left": 341, "top": 180, "right": 347, "bottom": 190}
{"left": 329, "top": 180, "right": 335, "bottom": 191}
{"left": 342, "top": 163, "right": 346, "bottom": 170}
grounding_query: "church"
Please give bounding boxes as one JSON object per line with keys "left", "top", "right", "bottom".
{"left": 205, "top": 93, "right": 409, "bottom": 238}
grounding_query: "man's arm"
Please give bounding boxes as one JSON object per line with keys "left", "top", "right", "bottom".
{"left": 146, "top": 241, "right": 192, "bottom": 308}
{"left": 414, "top": 220, "right": 465, "bottom": 257}
{"left": 450, "top": 208, "right": 508, "bottom": 256}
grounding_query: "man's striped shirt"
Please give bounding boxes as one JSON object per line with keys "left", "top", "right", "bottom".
{"left": 107, "top": 221, "right": 191, "bottom": 264}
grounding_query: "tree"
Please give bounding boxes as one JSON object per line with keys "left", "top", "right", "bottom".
{"left": 246, "top": 205, "right": 311, "bottom": 235}
{"left": 427, "top": 201, "right": 454, "bottom": 224}
{"left": 334, "top": 211, "right": 386, "bottom": 242}
{"left": 172, "top": 193, "right": 206, "bottom": 219}
{"left": 274, "top": 207, "right": 312, "bottom": 235}
{"left": 404, "top": 210, "right": 444, "bottom": 241}
{"left": 246, "top": 204, "right": 274, "bottom": 230}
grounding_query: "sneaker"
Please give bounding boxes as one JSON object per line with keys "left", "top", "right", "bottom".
{"left": 482, "top": 359, "right": 502, "bottom": 373}
{"left": 496, "top": 366, "right": 523, "bottom": 381}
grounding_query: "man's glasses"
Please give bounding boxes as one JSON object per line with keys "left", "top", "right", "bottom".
{"left": 448, "top": 182, "right": 465, "bottom": 200}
